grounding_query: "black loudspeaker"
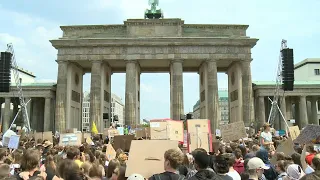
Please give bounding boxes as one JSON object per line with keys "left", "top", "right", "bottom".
{"left": 0, "top": 52, "right": 12, "bottom": 92}
{"left": 103, "top": 113, "right": 109, "bottom": 120}
{"left": 281, "top": 48, "right": 294, "bottom": 91}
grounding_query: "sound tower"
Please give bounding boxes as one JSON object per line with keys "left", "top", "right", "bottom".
{"left": 0, "top": 52, "right": 12, "bottom": 92}
{"left": 281, "top": 48, "right": 294, "bottom": 91}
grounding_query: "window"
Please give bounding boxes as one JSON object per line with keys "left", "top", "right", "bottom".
{"left": 315, "top": 69, "right": 320, "bottom": 75}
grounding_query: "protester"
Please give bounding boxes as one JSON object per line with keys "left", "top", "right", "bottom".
{"left": 260, "top": 123, "right": 274, "bottom": 151}
{"left": 285, "top": 164, "right": 305, "bottom": 179}
{"left": 255, "top": 149, "right": 278, "bottom": 180}
{"left": 149, "top": 148, "right": 184, "bottom": 180}
{"left": 300, "top": 154, "right": 320, "bottom": 180}
{"left": 247, "top": 157, "right": 270, "bottom": 180}
{"left": 275, "top": 160, "right": 287, "bottom": 180}
{"left": 224, "top": 153, "right": 241, "bottom": 180}
{"left": 188, "top": 151, "right": 220, "bottom": 180}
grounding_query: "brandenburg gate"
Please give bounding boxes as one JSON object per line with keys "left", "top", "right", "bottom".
{"left": 50, "top": 18, "right": 258, "bottom": 132}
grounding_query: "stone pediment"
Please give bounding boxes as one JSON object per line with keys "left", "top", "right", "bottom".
{"left": 59, "top": 18, "right": 250, "bottom": 39}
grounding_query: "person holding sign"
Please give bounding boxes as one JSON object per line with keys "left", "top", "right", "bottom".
{"left": 260, "top": 123, "right": 275, "bottom": 151}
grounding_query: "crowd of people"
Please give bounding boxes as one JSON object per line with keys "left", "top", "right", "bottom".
{"left": 0, "top": 123, "right": 318, "bottom": 180}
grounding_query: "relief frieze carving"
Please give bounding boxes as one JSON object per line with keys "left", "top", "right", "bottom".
{"left": 183, "top": 24, "right": 248, "bottom": 30}
{"left": 124, "top": 20, "right": 184, "bottom": 26}
{"left": 58, "top": 46, "right": 251, "bottom": 56}
{"left": 61, "top": 25, "right": 124, "bottom": 32}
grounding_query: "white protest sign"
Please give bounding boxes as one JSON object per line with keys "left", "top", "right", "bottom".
{"left": 117, "top": 127, "right": 124, "bottom": 135}
{"left": 8, "top": 135, "right": 20, "bottom": 149}
{"left": 215, "top": 129, "right": 221, "bottom": 137}
{"left": 59, "top": 133, "right": 82, "bottom": 146}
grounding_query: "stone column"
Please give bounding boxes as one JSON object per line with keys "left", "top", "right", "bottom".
{"left": 286, "top": 97, "right": 293, "bottom": 120}
{"left": 280, "top": 97, "right": 287, "bottom": 130}
{"left": 2, "top": 98, "right": 11, "bottom": 132}
{"left": 299, "top": 96, "right": 308, "bottom": 128}
{"left": 311, "top": 97, "right": 319, "bottom": 125}
{"left": 241, "top": 60, "right": 253, "bottom": 126}
{"left": 206, "top": 60, "right": 219, "bottom": 131}
{"left": 258, "top": 96, "right": 265, "bottom": 129}
{"left": 44, "top": 97, "right": 51, "bottom": 131}
{"left": 90, "top": 61, "right": 102, "bottom": 130}
{"left": 125, "top": 60, "right": 140, "bottom": 127}
{"left": 55, "top": 61, "right": 68, "bottom": 132}
{"left": 170, "top": 60, "right": 184, "bottom": 120}
{"left": 12, "top": 101, "right": 18, "bottom": 121}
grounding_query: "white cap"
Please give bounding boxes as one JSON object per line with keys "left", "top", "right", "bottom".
{"left": 247, "top": 157, "right": 270, "bottom": 170}
{"left": 127, "top": 174, "right": 145, "bottom": 180}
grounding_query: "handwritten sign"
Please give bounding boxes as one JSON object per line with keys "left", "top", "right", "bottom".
{"left": 294, "top": 124, "right": 320, "bottom": 144}
{"left": 289, "top": 126, "right": 300, "bottom": 140}
{"left": 108, "top": 129, "right": 119, "bottom": 138}
{"left": 59, "top": 133, "right": 82, "bottom": 146}
{"left": 106, "top": 144, "right": 116, "bottom": 160}
{"left": 8, "top": 135, "right": 20, "bottom": 149}
{"left": 220, "top": 121, "right": 247, "bottom": 142}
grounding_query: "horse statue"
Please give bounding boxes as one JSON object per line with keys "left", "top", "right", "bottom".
{"left": 145, "top": 0, "right": 163, "bottom": 19}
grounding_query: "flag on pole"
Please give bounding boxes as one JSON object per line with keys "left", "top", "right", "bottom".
{"left": 91, "top": 122, "right": 98, "bottom": 134}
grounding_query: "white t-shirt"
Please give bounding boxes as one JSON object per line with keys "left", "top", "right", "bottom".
{"left": 227, "top": 170, "right": 241, "bottom": 180}
{"left": 260, "top": 131, "right": 272, "bottom": 147}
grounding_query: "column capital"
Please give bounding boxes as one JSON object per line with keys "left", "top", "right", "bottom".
{"left": 125, "top": 59, "right": 138, "bottom": 64}
{"left": 171, "top": 59, "right": 184, "bottom": 64}
{"left": 205, "top": 59, "right": 217, "bottom": 63}
{"left": 91, "top": 60, "right": 103, "bottom": 64}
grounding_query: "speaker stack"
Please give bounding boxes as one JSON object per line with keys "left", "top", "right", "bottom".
{"left": 281, "top": 48, "right": 294, "bottom": 91}
{"left": 0, "top": 52, "right": 12, "bottom": 92}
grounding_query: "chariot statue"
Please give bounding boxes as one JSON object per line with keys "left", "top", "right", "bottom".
{"left": 145, "top": 0, "right": 163, "bottom": 19}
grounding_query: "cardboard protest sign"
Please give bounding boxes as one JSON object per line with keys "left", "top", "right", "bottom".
{"left": 113, "top": 135, "right": 135, "bottom": 152}
{"left": 106, "top": 144, "right": 116, "bottom": 160}
{"left": 293, "top": 124, "right": 320, "bottom": 144}
{"left": 150, "top": 120, "right": 183, "bottom": 141}
{"left": 8, "top": 135, "right": 20, "bottom": 149}
{"left": 82, "top": 133, "right": 91, "bottom": 142}
{"left": 270, "top": 137, "right": 295, "bottom": 164}
{"left": 135, "top": 127, "right": 150, "bottom": 138}
{"left": 108, "top": 129, "right": 119, "bottom": 138}
{"left": 220, "top": 121, "right": 247, "bottom": 142}
{"left": 43, "top": 132, "right": 53, "bottom": 142}
{"left": 183, "top": 130, "right": 188, "bottom": 147}
{"left": 34, "top": 132, "right": 53, "bottom": 143}
{"left": 34, "top": 132, "right": 43, "bottom": 142}
{"left": 289, "top": 126, "right": 300, "bottom": 140}
{"left": 125, "top": 140, "right": 179, "bottom": 178}
{"left": 59, "top": 133, "right": 82, "bottom": 146}
{"left": 187, "top": 119, "right": 213, "bottom": 153}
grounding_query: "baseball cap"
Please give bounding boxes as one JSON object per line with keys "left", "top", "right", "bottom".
{"left": 127, "top": 174, "right": 145, "bottom": 180}
{"left": 247, "top": 157, "right": 270, "bottom": 170}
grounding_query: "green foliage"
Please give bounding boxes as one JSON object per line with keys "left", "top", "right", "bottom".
{"left": 142, "top": 123, "right": 150, "bottom": 127}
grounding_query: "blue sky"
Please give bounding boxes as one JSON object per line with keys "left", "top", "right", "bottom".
{"left": 0, "top": 0, "right": 319, "bottom": 120}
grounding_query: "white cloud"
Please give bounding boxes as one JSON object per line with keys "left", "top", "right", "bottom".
{"left": 140, "top": 83, "right": 153, "bottom": 93}
{"left": 0, "top": 33, "right": 26, "bottom": 47}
